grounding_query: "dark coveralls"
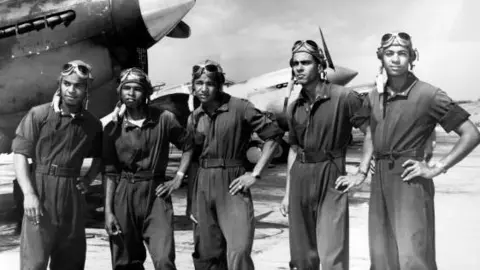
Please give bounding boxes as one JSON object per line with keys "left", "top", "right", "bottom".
{"left": 287, "top": 82, "right": 364, "bottom": 270}
{"left": 12, "top": 103, "right": 103, "bottom": 270}
{"left": 103, "top": 107, "right": 191, "bottom": 270}
{"left": 357, "top": 73, "right": 471, "bottom": 270}
{"left": 188, "top": 93, "right": 284, "bottom": 270}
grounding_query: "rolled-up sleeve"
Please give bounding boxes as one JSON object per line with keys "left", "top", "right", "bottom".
{"left": 286, "top": 102, "right": 299, "bottom": 146}
{"left": 102, "top": 122, "right": 120, "bottom": 174}
{"left": 429, "top": 89, "right": 470, "bottom": 133}
{"left": 244, "top": 101, "right": 284, "bottom": 141}
{"left": 11, "top": 107, "right": 42, "bottom": 157}
{"left": 167, "top": 111, "right": 193, "bottom": 152}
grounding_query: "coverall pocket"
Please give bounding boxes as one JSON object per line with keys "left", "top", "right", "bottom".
{"left": 233, "top": 191, "right": 254, "bottom": 214}
{"left": 328, "top": 186, "right": 347, "bottom": 196}
{"left": 158, "top": 197, "right": 173, "bottom": 213}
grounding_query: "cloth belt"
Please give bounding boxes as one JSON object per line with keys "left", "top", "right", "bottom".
{"left": 297, "top": 148, "right": 345, "bottom": 163}
{"left": 199, "top": 158, "right": 244, "bottom": 168}
{"left": 374, "top": 148, "right": 424, "bottom": 168}
{"left": 120, "top": 171, "right": 165, "bottom": 183}
{"left": 35, "top": 164, "right": 81, "bottom": 177}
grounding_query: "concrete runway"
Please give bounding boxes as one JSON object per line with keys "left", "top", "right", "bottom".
{"left": 1, "top": 114, "right": 480, "bottom": 269}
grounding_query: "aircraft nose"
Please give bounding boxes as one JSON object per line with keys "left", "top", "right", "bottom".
{"left": 112, "top": 0, "right": 195, "bottom": 48}
{"left": 326, "top": 66, "right": 358, "bottom": 86}
{"left": 139, "top": 0, "right": 196, "bottom": 41}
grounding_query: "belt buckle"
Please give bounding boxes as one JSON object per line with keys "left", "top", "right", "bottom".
{"left": 325, "top": 151, "right": 334, "bottom": 161}
{"left": 219, "top": 159, "right": 226, "bottom": 168}
{"left": 125, "top": 172, "right": 135, "bottom": 183}
{"left": 300, "top": 152, "right": 306, "bottom": 163}
{"left": 49, "top": 164, "right": 58, "bottom": 176}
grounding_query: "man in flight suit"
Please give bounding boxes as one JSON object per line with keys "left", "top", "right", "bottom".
{"left": 346, "top": 32, "right": 480, "bottom": 269}
{"left": 12, "top": 60, "right": 103, "bottom": 270}
{"left": 280, "top": 40, "right": 371, "bottom": 270}
{"left": 188, "top": 60, "right": 284, "bottom": 270}
{"left": 102, "top": 68, "right": 192, "bottom": 270}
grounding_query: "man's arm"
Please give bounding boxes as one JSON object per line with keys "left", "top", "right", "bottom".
{"left": 334, "top": 90, "right": 374, "bottom": 192}
{"left": 102, "top": 123, "right": 122, "bottom": 235}
{"left": 335, "top": 123, "right": 374, "bottom": 192}
{"left": 76, "top": 157, "right": 103, "bottom": 194}
{"left": 156, "top": 149, "right": 194, "bottom": 197}
{"left": 358, "top": 124, "right": 374, "bottom": 176}
{"left": 156, "top": 112, "right": 195, "bottom": 197}
{"left": 104, "top": 173, "right": 121, "bottom": 235}
{"left": 12, "top": 107, "right": 44, "bottom": 225}
{"left": 402, "top": 120, "right": 480, "bottom": 180}
{"left": 14, "top": 153, "right": 42, "bottom": 225}
{"left": 77, "top": 126, "right": 104, "bottom": 193}
{"left": 440, "top": 120, "right": 480, "bottom": 168}
{"left": 403, "top": 89, "right": 480, "bottom": 181}
{"left": 229, "top": 139, "right": 279, "bottom": 195}
{"left": 229, "top": 101, "right": 285, "bottom": 195}
{"left": 252, "top": 139, "right": 279, "bottom": 177}
{"left": 104, "top": 174, "right": 116, "bottom": 215}
{"left": 424, "top": 130, "right": 436, "bottom": 163}
{"left": 439, "top": 120, "right": 480, "bottom": 169}
{"left": 280, "top": 145, "right": 298, "bottom": 216}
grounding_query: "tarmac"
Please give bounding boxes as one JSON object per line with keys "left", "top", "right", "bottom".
{"left": 1, "top": 103, "right": 480, "bottom": 269}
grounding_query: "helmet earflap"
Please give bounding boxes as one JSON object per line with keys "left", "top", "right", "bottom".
{"left": 217, "top": 72, "right": 225, "bottom": 85}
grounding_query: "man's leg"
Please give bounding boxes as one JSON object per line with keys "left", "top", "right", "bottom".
{"left": 368, "top": 167, "right": 399, "bottom": 270}
{"left": 109, "top": 180, "right": 147, "bottom": 270}
{"left": 49, "top": 177, "right": 87, "bottom": 270}
{"left": 144, "top": 196, "right": 176, "bottom": 270}
{"left": 391, "top": 177, "right": 437, "bottom": 270}
{"left": 192, "top": 187, "right": 227, "bottom": 270}
{"left": 20, "top": 212, "right": 55, "bottom": 270}
{"left": 217, "top": 189, "right": 255, "bottom": 270}
{"left": 49, "top": 227, "right": 86, "bottom": 270}
{"left": 288, "top": 164, "right": 319, "bottom": 270}
{"left": 316, "top": 185, "right": 349, "bottom": 270}
{"left": 20, "top": 174, "right": 56, "bottom": 270}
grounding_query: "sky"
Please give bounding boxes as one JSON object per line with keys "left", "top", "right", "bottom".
{"left": 148, "top": 0, "right": 480, "bottom": 101}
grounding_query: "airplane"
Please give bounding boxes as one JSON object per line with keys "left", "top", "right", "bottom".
{"left": 0, "top": 0, "right": 197, "bottom": 154}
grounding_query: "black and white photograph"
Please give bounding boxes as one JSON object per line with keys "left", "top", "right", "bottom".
{"left": 1, "top": 0, "right": 480, "bottom": 269}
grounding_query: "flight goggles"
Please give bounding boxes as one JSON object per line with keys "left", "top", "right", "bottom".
{"left": 380, "top": 32, "right": 412, "bottom": 47}
{"left": 61, "top": 61, "right": 93, "bottom": 79}
{"left": 292, "top": 40, "right": 320, "bottom": 53}
{"left": 192, "top": 62, "right": 224, "bottom": 75}
{"left": 119, "top": 67, "right": 151, "bottom": 84}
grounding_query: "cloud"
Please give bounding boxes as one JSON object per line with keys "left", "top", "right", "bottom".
{"left": 147, "top": 0, "right": 480, "bottom": 101}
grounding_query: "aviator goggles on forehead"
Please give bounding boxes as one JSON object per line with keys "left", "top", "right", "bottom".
{"left": 380, "top": 32, "right": 412, "bottom": 47}
{"left": 291, "top": 40, "right": 319, "bottom": 53}
{"left": 192, "top": 63, "right": 223, "bottom": 75}
{"left": 61, "top": 62, "right": 93, "bottom": 79}
{"left": 119, "top": 68, "right": 150, "bottom": 83}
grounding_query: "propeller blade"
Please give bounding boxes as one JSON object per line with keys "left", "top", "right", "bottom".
{"left": 319, "top": 27, "right": 335, "bottom": 71}
{"left": 167, "top": 21, "right": 191, "bottom": 39}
